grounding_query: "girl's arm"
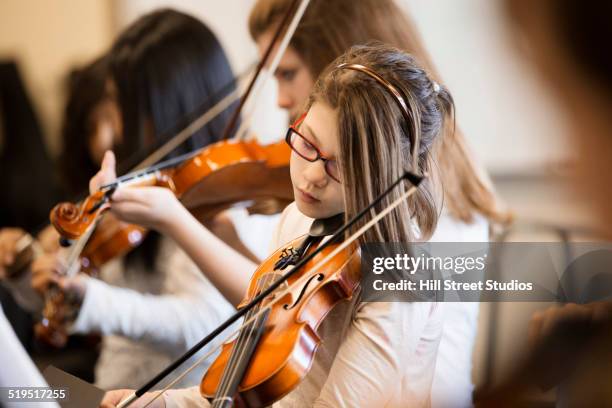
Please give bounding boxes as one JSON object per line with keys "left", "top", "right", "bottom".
{"left": 70, "top": 273, "right": 235, "bottom": 352}
{"left": 109, "top": 187, "right": 255, "bottom": 305}
{"left": 92, "top": 151, "right": 255, "bottom": 305}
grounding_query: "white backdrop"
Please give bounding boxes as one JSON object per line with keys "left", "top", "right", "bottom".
{"left": 114, "top": 0, "right": 571, "bottom": 175}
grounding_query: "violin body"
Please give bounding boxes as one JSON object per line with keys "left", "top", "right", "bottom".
{"left": 200, "top": 236, "right": 360, "bottom": 407}
{"left": 78, "top": 214, "right": 147, "bottom": 273}
{"left": 50, "top": 139, "right": 293, "bottom": 240}
{"left": 173, "top": 138, "right": 293, "bottom": 212}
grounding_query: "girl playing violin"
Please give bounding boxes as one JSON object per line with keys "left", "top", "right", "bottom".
{"left": 248, "top": 1, "right": 510, "bottom": 405}
{"left": 2, "top": 9, "right": 260, "bottom": 390}
{"left": 100, "top": 43, "right": 454, "bottom": 407}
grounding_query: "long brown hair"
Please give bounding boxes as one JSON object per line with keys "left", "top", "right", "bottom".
{"left": 310, "top": 44, "right": 454, "bottom": 242}
{"left": 250, "top": 0, "right": 511, "bottom": 226}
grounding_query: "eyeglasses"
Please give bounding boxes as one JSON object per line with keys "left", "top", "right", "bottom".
{"left": 285, "top": 112, "right": 342, "bottom": 183}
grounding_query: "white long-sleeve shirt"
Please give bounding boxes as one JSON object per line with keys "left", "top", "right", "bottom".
{"left": 69, "top": 236, "right": 236, "bottom": 390}
{"left": 164, "top": 202, "right": 447, "bottom": 407}
{"left": 428, "top": 214, "right": 488, "bottom": 408}
{"left": 1, "top": 209, "right": 279, "bottom": 392}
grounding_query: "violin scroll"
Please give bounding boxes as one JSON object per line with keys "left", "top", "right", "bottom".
{"left": 50, "top": 191, "right": 110, "bottom": 240}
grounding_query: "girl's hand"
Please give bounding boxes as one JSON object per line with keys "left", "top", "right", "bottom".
{"left": 528, "top": 302, "right": 612, "bottom": 348}
{"left": 110, "top": 187, "right": 186, "bottom": 233}
{"left": 100, "top": 389, "right": 165, "bottom": 408}
{"left": 0, "top": 228, "right": 26, "bottom": 279}
{"left": 90, "top": 150, "right": 117, "bottom": 194}
{"left": 88, "top": 151, "right": 186, "bottom": 232}
{"left": 30, "top": 253, "right": 86, "bottom": 301}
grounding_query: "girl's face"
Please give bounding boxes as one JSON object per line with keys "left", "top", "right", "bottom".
{"left": 87, "top": 80, "right": 122, "bottom": 165}
{"left": 256, "top": 30, "right": 315, "bottom": 122}
{"left": 289, "top": 101, "right": 344, "bottom": 219}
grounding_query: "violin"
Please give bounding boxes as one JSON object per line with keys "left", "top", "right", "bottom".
{"left": 39, "top": 0, "right": 302, "bottom": 347}
{"left": 34, "top": 214, "right": 147, "bottom": 348}
{"left": 113, "top": 169, "right": 423, "bottom": 408}
{"left": 39, "top": 135, "right": 295, "bottom": 345}
{"left": 201, "top": 229, "right": 360, "bottom": 407}
{"left": 50, "top": 138, "right": 293, "bottom": 240}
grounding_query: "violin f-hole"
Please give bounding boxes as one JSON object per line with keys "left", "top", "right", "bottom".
{"left": 283, "top": 273, "right": 324, "bottom": 310}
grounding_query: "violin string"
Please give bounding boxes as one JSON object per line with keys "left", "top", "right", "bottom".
{"left": 234, "top": 0, "right": 311, "bottom": 143}
{"left": 136, "top": 184, "right": 419, "bottom": 408}
{"left": 215, "top": 273, "right": 273, "bottom": 405}
{"left": 215, "top": 274, "right": 269, "bottom": 404}
{"left": 215, "top": 298, "right": 255, "bottom": 403}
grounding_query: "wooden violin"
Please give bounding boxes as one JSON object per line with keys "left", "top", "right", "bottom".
{"left": 200, "top": 230, "right": 360, "bottom": 407}
{"left": 113, "top": 170, "right": 424, "bottom": 408}
{"left": 50, "top": 138, "right": 293, "bottom": 240}
{"left": 39, "top": 137, "right": 292, "bottom": 347}
{"left": 40, "top": 0, "right": 302, "bottom": 348}
{"left": 33, "top": 214, "right": 147, "bottom": 348}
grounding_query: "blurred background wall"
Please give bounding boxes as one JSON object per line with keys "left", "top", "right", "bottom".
{"left": 0, "top": 0, "right": 114, "bottom": 154}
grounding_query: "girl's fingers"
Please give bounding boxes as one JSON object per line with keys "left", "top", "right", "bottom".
{"left": 0, "top": 228, "right": 25, "bottom": 265}
{"left": 31, "top": 272, "right": 61, "bottom": 294}
{"left": 90, "top": 151, "right": 117, "bottom": 193}
{"left": 102, "top": 150, "right": 116, "bottom": 172}
{"left": 110, "top": 201, "right": 152, "bottom": 223}
{"left": 110, "top": 187, "right": 149, "bottom": 203}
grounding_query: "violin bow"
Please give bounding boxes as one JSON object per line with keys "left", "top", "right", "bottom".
{"left": 226, "top": 0, "right": 311, "bottom": 142}
{"left": 98, "top": 0, "right": 305, "bottom": 194}
{"left": 130, "top": 0, "right": 305, "bottom": 171}
{"left": 116, "top": 170, "right": 424, "bottom": 408}
{"left": 220, "top": 0, "right": 302, "bottom": 141}
{"left": 40, "top": 1, "right": 311, "bottom": 334}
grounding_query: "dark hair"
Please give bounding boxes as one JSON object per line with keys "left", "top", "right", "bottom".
{"left": 109, "top": 8, "right": 238, "bottom": 169}
{"left": 0, "top": 61, "right": 61, "bottom": 231}
{"left": 59, "top": 56, "right": 109, "bottom": 196}
{"left": 106, "top": 9, "right": 237, "bottom": 269}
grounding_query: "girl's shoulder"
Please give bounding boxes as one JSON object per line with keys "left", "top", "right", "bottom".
{"left": 430, "top": 210, "right": 489, "bottom": 242}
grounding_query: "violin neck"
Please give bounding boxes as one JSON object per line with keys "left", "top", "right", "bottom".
{"left": 114, "top": 169, "right": 168, "bottom": 190}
